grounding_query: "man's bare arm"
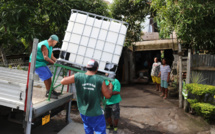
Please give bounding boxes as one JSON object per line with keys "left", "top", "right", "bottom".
{"left": 112, "top": 91, "right": 120, "bottom": 95}
{"left": 61, "top": 75, "right": 75, "bottom": 85}
{"left": 102, "top": 82, "right": 113, "bottom": 99}
{"left": 158, "top": 72, "right": 161, "bottom": 77}
{"left": 51, "top": 53, "right": 57, "bottom": 62}
{"left": 41, "top": 45, "right": 55, "bottom": 64}
{"left": 167, "top": 72, "right": 170, "bottom": 83}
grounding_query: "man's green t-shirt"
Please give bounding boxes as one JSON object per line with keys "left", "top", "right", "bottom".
{"left": 74, "top": 73, "right": 104, "bottom": 116}
{"left": 29, "top": 40, "right": 53, "bottom": 68}
{"left": 105, "top": 79, "right": 121, "bottom": 105}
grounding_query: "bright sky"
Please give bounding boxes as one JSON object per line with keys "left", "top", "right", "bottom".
{"left": 107, "top": 0, "right": 113, "bottom": 3}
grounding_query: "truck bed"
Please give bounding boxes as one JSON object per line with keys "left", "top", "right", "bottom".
{"left": 0, "top": 67, "right": 72, "bottom": 118}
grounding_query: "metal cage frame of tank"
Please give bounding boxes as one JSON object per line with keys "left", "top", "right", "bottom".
{"left": 48, "top": 9, "right": 128, "bottom": 100}
{"left": 58, "top": 9, "right": 129, "bottom": 75}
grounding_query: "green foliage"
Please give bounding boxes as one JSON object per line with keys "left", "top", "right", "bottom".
{"left": 187, "top": 99, "right": 198, "bottom": 104}
{"left": 111, "top": 0, "right": 150, "bottom": 46}
{"left": 8, "top": 65, "right": 12, "bottom": 69}
{"left": 187, "top": 84, "right": 215, "bottom": 121}
{"left": 22, "top": 66, "right": 28, "bottom": 71}
{"left": 190, "top": 102, "right": 215, "bottom": 120}
{"left": 0, "top": 0, "right": 110, "bottom": 54}
{"left": 186, "top": 83, "right": 215, "bottom": 96}
{"left": 190, "top": 72, "right": 207, "bottom": 84}
{"left": 151, "top": 0, "right": 215, "bottom": 52}
{"left": 17, "top": 65, "right": 21, "bottom": 70}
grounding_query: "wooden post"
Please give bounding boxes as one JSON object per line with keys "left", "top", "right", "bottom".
{"left": 178, "top": 43, "right": 183, "bottom": 108}
{"left": 124, "top": 47, "right": 129, "bottom": 83}
{"left": 184, "top": 49, "right": 191, "bottom": 111}
{"left": 25, "top": 38, "right": 38, "bottom": 134}
{"left": 128, "top": 49, "right": 135, "bottom": 83}
{"left": 0, "top": 46, "right": 8, "bottom": 67}
{"left": 130, "top": 50, "right": 136, "bottom": 83}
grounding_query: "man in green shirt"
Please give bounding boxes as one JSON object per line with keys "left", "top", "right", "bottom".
{"left": 29, "top": 35, "right": 59, "bottom": 99}
{"left": 104, "top": 74, "right": 122, "bottom": 134}
{"left": 61, "top": 60, "right": 113, "bottom": 134}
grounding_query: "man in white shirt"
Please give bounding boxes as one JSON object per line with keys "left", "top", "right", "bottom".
{"left": 151, "top": 57, "right": 161, "bottom": 91}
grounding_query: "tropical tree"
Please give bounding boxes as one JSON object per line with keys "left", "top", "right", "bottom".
{"left": 111, "top": 0, "right": 150, "bottom": 46}
{"left": 151, "top": 0, "right": 215, "bottom": 52}
{"left": 0, "top": 0, "right": 110, "bottom": 65}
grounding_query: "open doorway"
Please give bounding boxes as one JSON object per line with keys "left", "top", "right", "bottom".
{"left": 134, "top": 49, "right": 174, "bottom": 83}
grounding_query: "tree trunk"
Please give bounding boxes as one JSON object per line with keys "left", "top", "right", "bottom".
{"left": 1, "top": 26, "right": 9, "bottom": 67}
{"left": 0, "top": 46, "right": 8, "bottom": 67}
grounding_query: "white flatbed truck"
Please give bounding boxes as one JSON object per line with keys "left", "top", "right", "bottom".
{"left": 0, "top": 40, "right": 73, "bottom": 133}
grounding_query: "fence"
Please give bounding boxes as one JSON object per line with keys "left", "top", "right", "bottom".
{"left": 0, "top": 54, "right": 29, "bottom": 66}
{"left": 191, "top": 54, "right": 215, "bottom": 85}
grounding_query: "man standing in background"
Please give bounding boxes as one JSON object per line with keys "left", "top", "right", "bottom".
{"left": 158, "top": 58, "right": 171, "bottom": 99}
{"left": 105, "top": 74, "right": 121, "bottom": 134}
{"left": 151, "top": 57, "right": 161, "bottom": 92}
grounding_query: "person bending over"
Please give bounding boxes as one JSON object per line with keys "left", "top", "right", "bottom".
{"left": 29, "top": 35, "right": 60, "bottom": 99}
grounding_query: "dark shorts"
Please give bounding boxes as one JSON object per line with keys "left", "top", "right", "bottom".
{"left": 35, "top": 66, "right": 52, "bottom": 81}
{"left": 105, "top": 103, "right": 120, "bottom": 120}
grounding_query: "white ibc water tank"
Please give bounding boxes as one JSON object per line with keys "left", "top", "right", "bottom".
{"left": 60, "top": 10, "right": 128, "bottom": 73}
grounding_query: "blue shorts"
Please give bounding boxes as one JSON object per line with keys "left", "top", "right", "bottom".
{"left": 80, "top": 114, "right": 106, "bottom": 134}
{"left": 35, "top": 66, "right": 52, "bottom": 81}
{"left": 161, "top": 80, "right": 168, "bottom": 88}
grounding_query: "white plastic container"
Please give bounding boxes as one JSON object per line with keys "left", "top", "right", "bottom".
{"left": 60, "top": 10, "right": 128, "bottom": 73}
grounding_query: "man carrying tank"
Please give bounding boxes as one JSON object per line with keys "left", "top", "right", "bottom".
{"left": 61, "top": 59, "right": 113, "bottom": 134}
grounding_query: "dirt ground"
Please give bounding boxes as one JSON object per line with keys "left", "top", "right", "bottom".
{"left": 0, "top": 84, "right": 213, "bottom": 134}
{"left": 119, "top": 84, "right": 211, "bottom": 134}
{"left": 68, "top": 84, "right": 212, "bottom": 134}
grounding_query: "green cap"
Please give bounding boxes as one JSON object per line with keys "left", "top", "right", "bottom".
{"left": 50, "top": 34, "right": 59, "bottom": 42}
